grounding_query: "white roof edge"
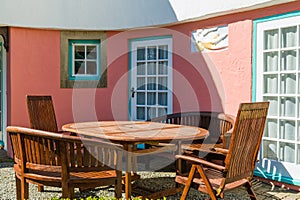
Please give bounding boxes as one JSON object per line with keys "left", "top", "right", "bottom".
{"left": 168, "top": 0, "right": 296, "bottom": 26}
{"left": 0, "top": 0, "right": 296, "bottom": 31}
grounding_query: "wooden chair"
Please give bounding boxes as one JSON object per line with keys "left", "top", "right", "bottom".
{"left": 27, "top": 95, "right": 59, "bottom": 133}
{"left": 26, "top": 95, "right": 70, "bottom": 191}
{"left": 148, "top": 112, "right": 234, "bottom": 169}
{"left": 175, "top": 102, "right": 269, "bottom": 200}
{"left": 7, "top": 126, "right": 123, "bottom": 200}
{"left": 150, "top": 111, "right": 235, "bottom": 150}
{"left": 134, "top": 112, "right": 234, "bottom": 171}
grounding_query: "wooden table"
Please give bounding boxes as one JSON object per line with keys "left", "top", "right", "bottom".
{"left": 62, "top": 121, "right": 208, "bottom": 199}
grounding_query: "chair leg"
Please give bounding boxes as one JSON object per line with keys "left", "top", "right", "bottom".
{"left": 15, "top": 176, "right": 21, "bottom": 200}
{"left": 195, "top": 165, "right": 218, "bottom": 200}
{"left": 38, "top": 185, "right": 44, "bottom": 192}
{"left": 244, "top": 181, "right": 257, "bottom": 200}
{"left": 69, "top": 187, "right": 75, "bottom": 199}
{"left": 61, "top": 181, "right": 70, "bottom": 198}
{"left": 22, "top": 178, "right": 29, "bottom": 200}
{"left": 115, "top": 172, "right": 122, "bottom": 199}
{"left": 180, "top": 165, "right": 196, "bottom": 200}
{"left": 16, "top": 175, "right": 29, "bottom": 200}
{"left": 62, "top": 185, "right": 74, "bottom": 199}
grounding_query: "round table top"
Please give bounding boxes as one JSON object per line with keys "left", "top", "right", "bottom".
{"left": 62, "top": 121, "right": 208, "bottom": 143}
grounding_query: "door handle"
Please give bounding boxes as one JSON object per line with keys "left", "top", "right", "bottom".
{"left": 131, "top": 87, "right": 135, "bottom": 98}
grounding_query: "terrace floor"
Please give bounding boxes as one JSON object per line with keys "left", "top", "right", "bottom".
{"left": 1, "top": 149, "right": 300, "bottom": 199}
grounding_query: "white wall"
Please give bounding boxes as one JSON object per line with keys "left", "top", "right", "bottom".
{"left": 0, "top": 0, "right": 295, "bottom": 30}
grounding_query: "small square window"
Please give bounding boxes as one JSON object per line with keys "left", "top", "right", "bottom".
{"left": 68, "top": 40, "right": 100, "bottom": 80}
{"left": 61, "top": 31, "right": 107, "bottom": 88}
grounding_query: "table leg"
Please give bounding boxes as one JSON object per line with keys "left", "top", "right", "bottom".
{"left": 124, "top": 143, "right": 132, "bottom": 199}
{"left": 132, "top": 144, "right": 138, "bottom": 173}
{"left": 176, "top": 141, "right": 183, "bottom": 188}
{"left": 176, "top": 140, "right": 182, "bottom": 173}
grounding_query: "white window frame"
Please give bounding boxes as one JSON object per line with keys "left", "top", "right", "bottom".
{"left": 129, "top": 37, "right": 173, "bottom": 121}
{"left": 254, "top": 12, "right": 300, "bottom": 186}
{"left": 69, "top": 40, "right": 101, "bottom": 81}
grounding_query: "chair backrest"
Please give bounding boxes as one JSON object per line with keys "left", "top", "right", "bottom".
{"left": 27, "top": 95, "right": 58, "bottom": 132}
{"left": 8, "top": 126, "right": 123, "bottom": 176}
{"left": 224, "top": 102, "right": 269, "bottom": 183}
{"left": 150, "top": 111, "right": 234, "bottom": 144}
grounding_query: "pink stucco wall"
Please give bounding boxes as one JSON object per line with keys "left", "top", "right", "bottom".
{"left": 8, "top": 22, "right": 249, "bottom": 131}
{"left": 207, "top": 20, "right": 253, "bottom": 115}
{"left": 174, "top": 19, "right": 253, "bottom": 116}
{"left": 105, "top": 21, "right": 253, "bottom": 116}
{"left": 8, "top": 28, "right": 121, "bottom": 130}
{"left": 9, "top": 28, "right": 71, "bottom": 128}
{"left": 7, "top": 1, "right": 300, "bottom": 131}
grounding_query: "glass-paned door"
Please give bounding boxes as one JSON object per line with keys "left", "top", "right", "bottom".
{"left": 255, "top": 14, "right": 300, "bottom": 186}
{"left": 130, "top": 37, "right": 172, "bottom": 120}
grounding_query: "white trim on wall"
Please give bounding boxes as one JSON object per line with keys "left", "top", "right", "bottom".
{"left": 0, "top": 0, "right": 294, "bottom": 30}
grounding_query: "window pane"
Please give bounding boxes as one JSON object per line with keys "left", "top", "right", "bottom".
{"left": 280, "top": 97, "right": 295, "bottom": 117}
{"left": 158, "top": 77, "right": 167, "bottom": 90}
{"left": 137, "top": 62, "right": 145, "bottom": 75}
{"left": 297, "top": 144, "right": 300, "bottom": 164}
{"left": 137, "top": 77, "right": 145, "bottom": 90}
{"left": 298, "top": 122, "right": 300, "bottom": 140}
{"left": 263, "top": 140, "right": 277, "bottom": 160}
{"left": 264, "top": 75, "right": 278, "bottom": 94}
{"left": 281, "top": 26, "right": 297, "bottom": 48}
{"left": 280, "top": 142, "right": 295, "bottom": 163}
{"left": 264, "top": 52, "right": 278, "bottom": 72}
{"left": 147, "top": 77, "right": 156, "bottom": 90}
{"left": 137, "top": 107, "right": 145, "bottom": 120}
{"left": 158, "top": 108, "right": 167, "bottom": 117}
{"left": 147, "top": 46, "right": 157, "bottom": 60}
{"left": 137, "top": 47, "right": 145, "bottom": 60}
{"left": 147, "top": 107, "right": 156, "bottom": 120}
{"left": 86, "top": 61, "right": 97, "bottom": 75}
{"left": 75, "top": 45, "right": 85, "bottom": 59}
{"left": 280, "top": 74, "right": 296, "bottom": 94}
{"left": 147, "top": 62, "right": 156, "bottom": 75}
{"left": 264, "top": 29, "right": 278, "bottom": 50}
{"left": 264, "top": 96, "right": 278, "bottom": 116}
{"left": 298, "top": 98, "right": 300, "bottom": 117}
{"left": 265, "top": 119, "right": 277, "bottom": 138}
{"left": 87, "top": 45, "right": 97, "bottom": 59}
{"left": 158, "top": 92, "right": 167, "bottom": 106}
{"left": 137, "top": 92, "right": 145, "bottom": 105}
{"left": 281, "top": 50, "right": 296, "bottom": 71}
{"left": 158, "top": 61, "right": 168, "bottom": 75}
{"left": 280, "top": 120, "right": 295, "bottom": 140}
{"left": 147, "top": 92, "right": 156, "bottom": 105}
{"left": 158, "top": 45, "right": 168, "bottom": 59}
{"left": 75, "top": 61, "right": 84, "bottom": 74}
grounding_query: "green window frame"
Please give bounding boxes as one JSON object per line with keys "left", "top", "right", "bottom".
{"left": 68, "top": 39, "right": 101, "bottom": 81}
{"left": 60, "top": 31, "right": 107, "bottom": 88}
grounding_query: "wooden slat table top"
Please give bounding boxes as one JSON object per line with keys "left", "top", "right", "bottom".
{"left": 62, "top": 121, "right": 208, "bottom": 143}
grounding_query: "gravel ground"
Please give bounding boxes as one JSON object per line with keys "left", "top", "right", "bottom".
{"left": 1, "top": 161, "right": 299, "bottom": 200}
{"left": 0, "top": 161, "right": 255, "bottom": 200}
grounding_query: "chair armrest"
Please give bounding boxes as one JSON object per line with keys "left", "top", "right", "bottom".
{"left": 175, "top": 154, "right": 225, "bottom": 171}
{"left": 211, "top": 147, "right": 229, "bottom": 155}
